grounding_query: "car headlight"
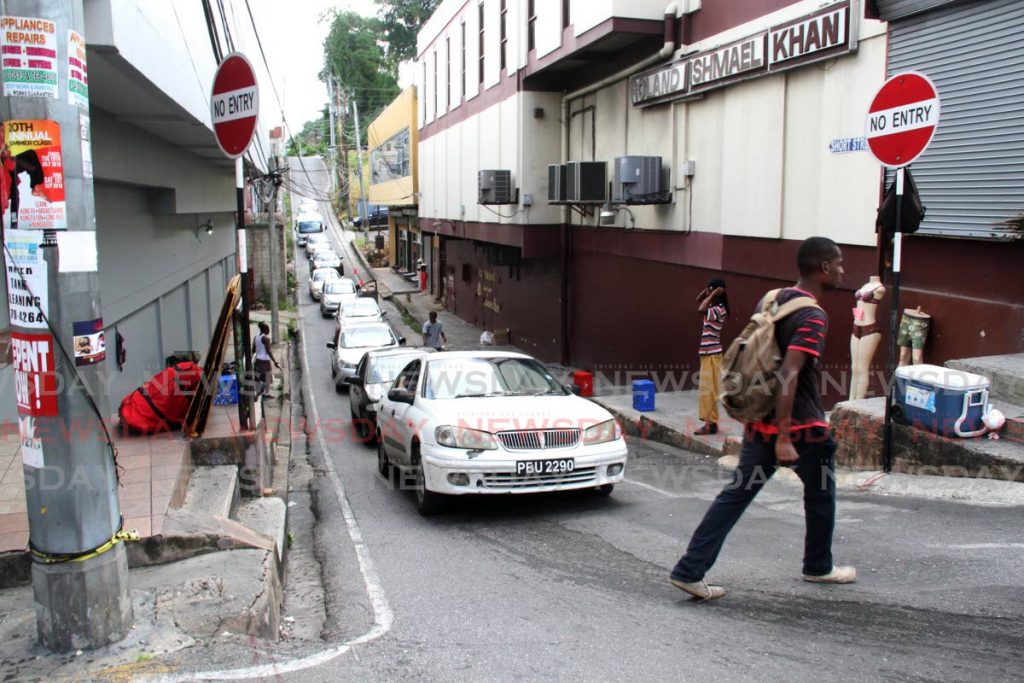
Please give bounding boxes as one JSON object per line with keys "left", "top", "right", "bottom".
{"left": 583, "top": 419, "right": 621, "bottom": 445}
{"left": 435, "top": 426, "right": 497, "bottom": 450}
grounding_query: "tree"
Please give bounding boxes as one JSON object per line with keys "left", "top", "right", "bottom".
{"left": 376, "top": 0, "right": 441, "bottom": 73}
{"left": 287, "top": 107, "right": 329, "bottom": 157}
{"left": 321, "top": 10, "right": 399, "bottom": 147}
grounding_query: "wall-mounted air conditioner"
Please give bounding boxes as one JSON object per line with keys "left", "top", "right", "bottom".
{"left": 478, "top": 170, "right": 517, "bottom": 205}
{"left": 566, "top": 161, "right": 606, "bottom": 202}
{"left": 612, "top": 156, "right": 669, "bottom": 204}
{"left": 548, "top": 164, "right": 567, "bottom": 202}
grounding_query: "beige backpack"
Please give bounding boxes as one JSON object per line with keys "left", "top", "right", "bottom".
{"left": 719, "top": 289, "right": 823, "bottom": 423}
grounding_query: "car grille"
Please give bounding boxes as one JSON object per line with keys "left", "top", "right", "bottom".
{"left": 496, "top": 429, "right": 581, "bottom": 450}
{"left": 480, "top": 466, "right": 597, "bottom": 490}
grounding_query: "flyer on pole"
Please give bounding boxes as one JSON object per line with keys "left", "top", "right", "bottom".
{"left": 0, "top": 16, "right": 58, "bottom": 98}
{"left": 1, "top": 120, "right": 67, "bottom": 231}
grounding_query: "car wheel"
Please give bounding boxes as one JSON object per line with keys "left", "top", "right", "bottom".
{"left": 331, "top": 363, "right": 337, "bottom": 378}
{"left": 351, "top": 407, "right": 368, "bottom": 442}
{"left": 412, "top": 446, "right": 445, "bottom": 516}
{"left": 376, "top": 433, "right": 395, "bottom": 485}
{"left": 335, "top": 379, "right": 345, "bottom": 394}
{"left": 591, "top": 484, "right": 614, "bottom": 498}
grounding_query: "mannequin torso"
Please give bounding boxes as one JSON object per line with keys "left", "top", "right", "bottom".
{"left": 853, "top": 276, "right": 885, "bottom": 328}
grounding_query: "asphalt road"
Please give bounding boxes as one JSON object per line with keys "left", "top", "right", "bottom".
{"left": 246, "top": 158, "right": 1024, "bottom": 683}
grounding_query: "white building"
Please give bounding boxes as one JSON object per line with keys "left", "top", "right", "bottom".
{"left": 416, "top": 0, "right": 894, "bottom": 403}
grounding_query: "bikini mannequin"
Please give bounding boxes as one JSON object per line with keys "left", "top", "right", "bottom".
{"left": 898, "top": 306, "right": 931, "bottom": 367}
{"left": 849, "top": 276, "right": 886, "bottom": 400}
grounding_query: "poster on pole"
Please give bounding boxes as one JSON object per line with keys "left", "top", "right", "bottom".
{"left": 1, "top": 120, "right": 67, "bottom": 231}
{"left": 67, "top": 30, "right": 89, "bottom": 109}
{"left": 11, "top": 331, "right": 58, "bottom": 417}
{"left": 73, "top": 318, "right": 105, "bottom": 366}
{"left": 18, "top": 416, "right": 43, "bottom": 468}
{"left": 4, "top": 228, "right": 48, "bottom": 329}
{"left": 0, "top": 16, "right": 58, "bottom": 98}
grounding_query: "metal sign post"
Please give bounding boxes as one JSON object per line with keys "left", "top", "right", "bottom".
{"left": 882, "top": 168, "right": 905, "bottom": 473}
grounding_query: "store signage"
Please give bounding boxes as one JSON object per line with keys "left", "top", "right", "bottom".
{"left": 630, "top": 0, "right": 856, "bottom": 107}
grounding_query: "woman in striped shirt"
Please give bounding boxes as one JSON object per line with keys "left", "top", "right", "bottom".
{"left": 695, "top": 278, "right": 729, "bottom": 435}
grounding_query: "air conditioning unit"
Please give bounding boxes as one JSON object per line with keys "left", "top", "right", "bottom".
{"left": 478, "top": 169, "right": 516, "bottom": 205}
{"left": 548, "top": 164, "right": 567, "bottom": 202}
{"left": 565, "top": 161, "right": 606, "bottom": 202}
{"left": 612, "top": 156, "right": 667, "bottom": 204}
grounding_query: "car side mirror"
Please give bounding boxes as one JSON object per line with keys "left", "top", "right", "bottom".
{"left": 381, "top": 310, "right": 387, "bottom": 316}
{"left": 398, "top": 336, "right": 407, "bottom": 346}
{"left": 346, "top": 376, "right": 364, "bottom": 386}
{"left": 326, "top": 342, "right": 336, "bottom": 350}
{"left": 568, "top": 384, "right": 581, "bottom": 396}
{"left": 388, "top": 388, "right": 414, "bottom": 404}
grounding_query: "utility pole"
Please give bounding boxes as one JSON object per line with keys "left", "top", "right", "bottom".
{"left": 1, "top": 0, "right": 132, "bottom": 650}
{"left": 337, "top": 87, "right": 351, "bottom": 224}
{"left": 327, "top": 75, "right": 337, "bottom": 198}
{"left": 268, "top": 157, "right": 281, "bottom": 344}
{"left": 351, "top": 97, "right": 369, "bottom": 239}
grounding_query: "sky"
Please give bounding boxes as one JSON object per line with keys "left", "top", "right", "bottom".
{"left": 250, "top": 0, "right": 381, "bottom": 136}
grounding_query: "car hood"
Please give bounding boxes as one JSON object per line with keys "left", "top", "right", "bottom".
{"left": 423, "top": 394, "right": 615, "bottom": 433}
{"left": 323, "top": 292, "right": 358, "bottom": 304}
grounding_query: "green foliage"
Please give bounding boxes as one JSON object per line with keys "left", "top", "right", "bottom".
{"left": 287, "top": 107, "right": 329, "bottom": 157}
{"left": 376, "top": 0, "right": 442, "bottom": 73}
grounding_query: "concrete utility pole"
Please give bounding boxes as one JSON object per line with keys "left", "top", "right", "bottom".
{"left": 327, "top": 74, "right": 337, "bottom": 197}
{"left": 268, "top": 157, "right": 280, "bottom": 344}
{"left": 1, "top": 0, "right": 132, "bottom": 650}
{"left": 337, "top": 87, "right": 350, "bottom": 223}
{"left": 351, "top": 97, "right": 369, "bottom": 239}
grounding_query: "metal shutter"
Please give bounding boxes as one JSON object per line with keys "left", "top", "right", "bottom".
{"left": 875, "top": 0, "right": 962, "bottom": 21}
{"left": 887, "top": 0, "right": 1024, "bottom": 240}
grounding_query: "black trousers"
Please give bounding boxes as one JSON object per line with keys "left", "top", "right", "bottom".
{"left": 672, "top": 427, "right": 837, "bottom": 582}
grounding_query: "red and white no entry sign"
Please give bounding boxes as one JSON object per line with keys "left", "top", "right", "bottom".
{"left": 211, "top": 52, "right": 259, "bottom": 159}
{"left": 865, "top": 71, "right": 940, "bottom": 168}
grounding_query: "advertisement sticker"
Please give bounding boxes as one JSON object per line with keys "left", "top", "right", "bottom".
{"left": 0, "top": 16, "right": 58, "bottom": 98}
{"left": 4, "top": 228, "right": 48, "bottom": 329}
{"left": 67, "top": 30, "right": 89, "bottom": 109}
{"left": 11, "top": 331, "right": 58, "bottom": 417}
{"left": 73, "top": 318, "right": 105, "bottom": 366}
{"left": 1, "top": 120, "right": 66, "bottom": 231}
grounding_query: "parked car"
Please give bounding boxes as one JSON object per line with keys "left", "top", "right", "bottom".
{"left": 309, "top": 267, "right": 341, "bottom": 301}
{"left": 295, "top": 213, "right": 324, "bottom": 248}
{"left": 327, "top": 321, "right": 406, "bottom": 391}
{"left": 305, "top": 232, "right": 330, "bottom": 259}
{"left": 346, "top": 347, "right": 435, "bottom": 441}
{"left": 352, "top": 205, "right": 389, "bottom": 228}
{"left": 335, "top": 297, "right": 385, "bottom": 330}
{"left": 319, "top": 278, "right": 359, "bottom": 317}
{"left": 374, "top": 351, "right": 627, "bottom": 515}
{"left": 309, "top": 249, "right": 343, "bottom": 276}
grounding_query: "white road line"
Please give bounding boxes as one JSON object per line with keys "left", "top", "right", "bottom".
{"left": 925, "top": 543, "right": 1024, "bottom": 551}
{"left": 150, "top": 246, "right": 394, "bottom": 682}
{"left": 623, "top": 478, "right": 683, "bottom": 499}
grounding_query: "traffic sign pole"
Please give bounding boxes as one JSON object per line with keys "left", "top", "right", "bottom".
{"left": 882, "top": 168, "right": 905, "bottom": 473}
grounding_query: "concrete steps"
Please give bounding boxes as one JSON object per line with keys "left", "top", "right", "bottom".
{"left": 946, "top": 353, "right": 1024, "bottom": 406}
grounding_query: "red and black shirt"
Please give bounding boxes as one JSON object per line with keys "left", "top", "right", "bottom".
{"left": 750, "top": 287, "right": 829, "bottom": 435}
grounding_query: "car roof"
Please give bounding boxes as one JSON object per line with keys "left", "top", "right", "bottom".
{"left": 297, "top": 214, "right": 321, "bottom": 222}
{"left": 312, "top": 267, "right": 340, "bottom": 278}
{"left": 424, "top": 350, "right": 532, "bottom": 361}
{"left": 366, "top": 347, "right": 433, "bottom": 360}
{"left": 341, "top": 319, "right": 392, "bottom": 331}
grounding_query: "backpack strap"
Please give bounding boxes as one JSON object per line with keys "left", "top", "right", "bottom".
{"left": 771, "top": 296, "right": 824, "bottom": 322}
{"left": 760, "top": 289, "right": 783, "bottom": 314}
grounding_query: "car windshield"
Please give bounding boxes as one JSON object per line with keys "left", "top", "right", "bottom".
{"left": 324, "top": 280, "right": 355, "bottom": 295}
{"left": 342, "top": 300, "right": 380, "bottom": 318}
{"left": 313, "top": 270, "right": 339, "bottom": 283}
{"left": 342, "top": 326, "right": 394, "bottom": 348}
{"left": 367, "top": 354, "right": 420, "bottom": 384}
{"left": 298, "top": 220, "right": 323, "bottom": 234}
{"left": 315, "top": 252, "right": 337, "bottom": 262}
{"left": 423, "top": 357, "right": 567, "bottom": 399}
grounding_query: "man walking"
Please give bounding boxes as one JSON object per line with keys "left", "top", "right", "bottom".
{"left": 670, "top": 237, "right": 855, "bottom": 601}
{"left": 422, "top": 311, "right": 448, "bottom": 351}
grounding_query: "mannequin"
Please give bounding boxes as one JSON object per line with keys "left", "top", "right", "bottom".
{"left": 898, "top": 306, "right": 931, "bottom": 367}
{"left": 849, "top": 276, "right": 886, "bottom": 400}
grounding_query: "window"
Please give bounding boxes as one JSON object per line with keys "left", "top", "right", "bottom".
{"left": 445, "top": 36, "right": 451, "bottom": 109}
{"left": 460, "top": 20, "right": 466, "bottom": 97}
{"left": 432, "top": 49, "right": 438, "bottom": 116}
{"left": 500, "top": 0, "right": 507, "bottom": 72}
{"left": 562, "top": 0, "right": 570, "bottom": 30}
{"left": 421, "top": 61, "right": 427, "bottom": 119}
{"left": 527, "top": 0, "right": 536, "bottom": 52}
{"left": 478, "top": 2, "right": 485, "bottom": 85}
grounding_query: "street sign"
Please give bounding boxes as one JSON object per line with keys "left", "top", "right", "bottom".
{"left": 865, "top": 71, "right": 940, "bottom": 168}
{"left": 211, "top": 52, "right": 259, "bottom": 158}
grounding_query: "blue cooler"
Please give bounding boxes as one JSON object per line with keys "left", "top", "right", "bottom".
{"left": 633, "top": 379, "right": 656, "bottom": 412}
{"left": 214, "top": 374, "right": 239, "bottom": 406}
{"left": 894, "top": 365, "right": 989, "bottom": 438}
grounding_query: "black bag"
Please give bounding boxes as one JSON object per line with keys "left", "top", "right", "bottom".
{"left": 876, "top": 167, "right": 926, "bottom": 234}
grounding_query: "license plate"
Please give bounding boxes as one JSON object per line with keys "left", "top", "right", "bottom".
{"left": 516, "top": 458, "right": 575, "bottom": 476}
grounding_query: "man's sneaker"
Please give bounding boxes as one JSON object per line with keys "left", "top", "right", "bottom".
{"left": 670, "top": 578, "right": 725, "bottom": 601}
{"left": 803, "top": 566, "right": 857, "bottom": 584}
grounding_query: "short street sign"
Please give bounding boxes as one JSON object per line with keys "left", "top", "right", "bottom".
{"left": 211, "top": 52, "right": 259, "bottom": 159}
{"left": 865, "top": 71, "right": 940, "bottom": 168}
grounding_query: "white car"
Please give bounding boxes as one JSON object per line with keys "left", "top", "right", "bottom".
{"left": 305, "top": 232, "right": 330, "bottom": 259}
{"left": 345, "top": 347, "right": 435, "bottom": 442}
{"left": 319, "top": 278, "right": 359, "bottom": 317}
{"left": 295, "top": 213, "right": 324, "bottom": 248}
{"left": 327, "top": 320, "right": 406, "bottom": 391}
{"left": 309, "top": 267, "right": 341, "bottom": 301}
{"left": 374, "top": 351, "right": 628, "bottom": 515}
{"left": 335, "top": 297, "right": 385, "bottom": 330}
{"left": 309, "top": 249, "right": 343, "bottom": 276}
{"left": 298, "top": 198, "right": 318, "bottom": 213}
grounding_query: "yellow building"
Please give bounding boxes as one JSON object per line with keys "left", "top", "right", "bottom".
{"left": 366, "top": 87, "right": 426, "bottom": 284}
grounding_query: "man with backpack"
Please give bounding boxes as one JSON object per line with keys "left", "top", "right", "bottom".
{"left": 670, "top": 237, "right": 854, "bottom": 601}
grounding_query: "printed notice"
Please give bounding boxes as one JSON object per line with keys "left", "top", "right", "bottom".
{"left": 1, "top": 120, "right": 66, "bottom": 231}
{"left": 19, "top": 416, "right": 43, "bottom": 468}
{"left": 0, "top": 16, "right": 58, "bottom": 98}
{"left": 4, "top": 228, "right": 48, "bottom": 329}
{"left": 73, "top": 318, "right": 105, "bottom": 366}
{"left": 68, "top": 30, "right": 89, "bottom": 108}
{"left": 11, "top": 331, "right": 58, "bottom": 417}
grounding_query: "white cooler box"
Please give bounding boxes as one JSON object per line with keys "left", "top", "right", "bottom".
{"left": 894, "top": 365, "right": 990, "bottom": 438}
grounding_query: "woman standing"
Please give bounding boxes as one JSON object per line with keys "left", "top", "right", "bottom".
{"left": 695, "top": 278, "right": 729, "bottom": 435}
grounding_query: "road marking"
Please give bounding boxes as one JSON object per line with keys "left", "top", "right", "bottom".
{"left": 150, "top": 224, "right": 394, "bottom": 682}
{"left": 623, "top": 478, "right": 683, "bottom": 498}
{"left": 925, "top": 543, "right": 1024, "bottom": 551}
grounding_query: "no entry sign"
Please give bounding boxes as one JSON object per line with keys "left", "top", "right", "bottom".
{"left": 211, "top": 52, "right": 259, "bottom": 158}
{"left": 865, "top": 72, "right": 940, "bottom": 168}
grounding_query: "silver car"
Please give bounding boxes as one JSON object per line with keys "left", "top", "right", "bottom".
{"left": 328, "top": 321, "right": 406, "bottom": 392}
{"left": 335, "top": 297, "right": 385, "bottom": 330}
{"left": 310, "top": 249, "right": 343, "bottom": 276}
{"left": 305, "top": 232, "right": 330, "bottom": 259}
{"left": 309, "top": 267, "right": 341, "bottom": 301}
{"left": 319, "top": 278, "right": 359, "bottom": 317}
{"left": 345, "top": 347, "right": 435, "bottom": 442}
